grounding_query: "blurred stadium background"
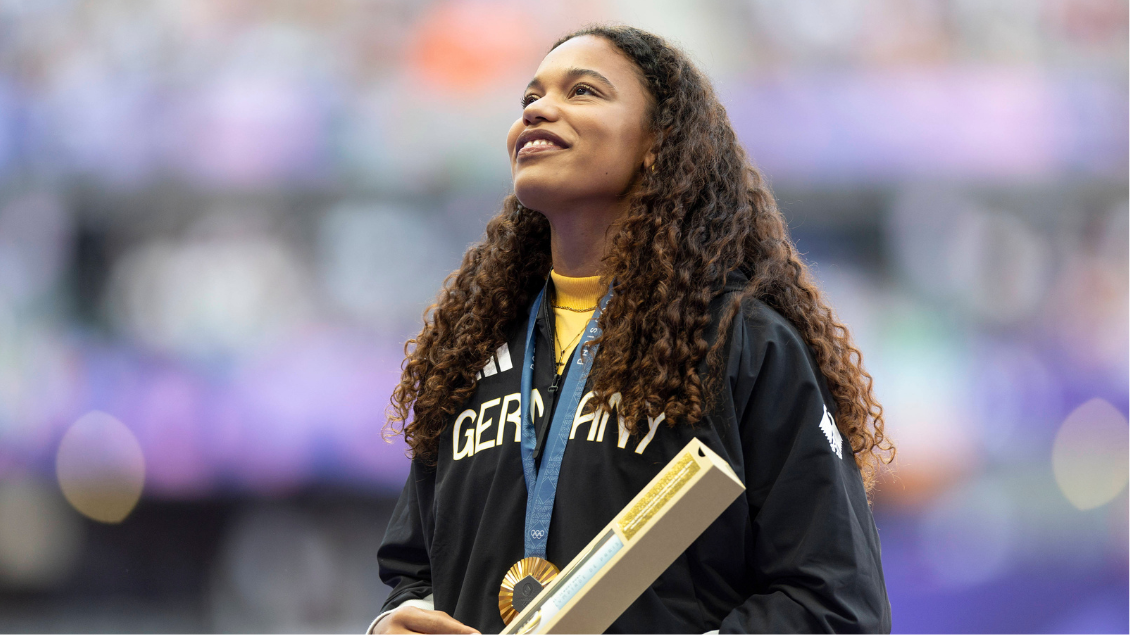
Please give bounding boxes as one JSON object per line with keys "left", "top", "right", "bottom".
{"left": 0, "top": 0, "right": 1126, "bottom": 632}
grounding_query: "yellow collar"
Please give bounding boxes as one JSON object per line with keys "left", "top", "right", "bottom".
{"left": 549, "top": 270, "right": 604, "bottom": 310}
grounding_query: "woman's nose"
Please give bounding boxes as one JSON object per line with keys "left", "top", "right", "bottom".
{"left": 522, "top": 95, "right": 560, "bottom": 126}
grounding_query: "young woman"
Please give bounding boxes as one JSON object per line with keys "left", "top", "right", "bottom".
{"left": 372, "top": 25, "right": 893, "bottom": 634}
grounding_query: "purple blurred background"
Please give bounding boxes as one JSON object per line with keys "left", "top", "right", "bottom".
{"left": 0, "top": 0, "right": 1125, "bottom": 632}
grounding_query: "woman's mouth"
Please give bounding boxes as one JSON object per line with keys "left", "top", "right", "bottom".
{"left": 515, "top": 130, "right": 570, "bottom": 159}
{"left": 517, "top": 138, "right": 564, "bottom": 157}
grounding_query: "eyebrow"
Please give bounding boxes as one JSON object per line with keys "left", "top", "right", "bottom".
{"left": 525, "top": 67, "right": 618, "bottom": 95}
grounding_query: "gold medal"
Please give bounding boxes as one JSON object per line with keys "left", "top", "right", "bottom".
{"left": 498, "top": 557, "right": 559, "bottom": 625}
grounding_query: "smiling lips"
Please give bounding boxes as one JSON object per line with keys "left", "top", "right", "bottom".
{"left": 522, "top": 139, "right": 558, "bottom": 151}
{"left": 517, "top": 139, "right": 562, "bottom": 158}
{"left": 515, "top": 131, "right": 569, "bottom": 159}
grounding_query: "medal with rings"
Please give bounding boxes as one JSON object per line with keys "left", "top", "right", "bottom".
{"left": 497, "top": 282, "right": 611, "bottom": 625}
{"left": 498, "top": 556, "right": 559, "bottom": 625}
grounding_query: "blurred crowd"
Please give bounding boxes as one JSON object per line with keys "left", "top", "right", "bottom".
{"left": 0, "top": 0, "right": 1125, "bottom": 632}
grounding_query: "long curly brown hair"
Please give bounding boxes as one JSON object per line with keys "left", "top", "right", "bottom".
{"left": 387, "top": 25, "right": 894, "bottom": 491}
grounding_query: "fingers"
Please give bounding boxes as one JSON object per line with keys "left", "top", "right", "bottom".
{"left": 371, "top": 611, "right": 411, "bottom": 634}
{"left": 381, "top": 607, "right": 480, "bottom": 634}
{"left": 406, "top": 608, "right": 480, "bottom": 634}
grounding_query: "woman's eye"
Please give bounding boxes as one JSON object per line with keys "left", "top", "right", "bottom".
{"left": 573, "top": 84, "right": 594, "bottom": 96}
{"left": 521, "top": 94, "right": 539, "bottom": 107}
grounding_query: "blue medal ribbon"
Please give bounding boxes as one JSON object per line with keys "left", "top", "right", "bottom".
{"left": 518, "top": 283, "right": 611, "bottom": 560}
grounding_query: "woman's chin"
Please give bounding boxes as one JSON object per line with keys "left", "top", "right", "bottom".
{"left": 513, "top": 180, "right": 563, "bottom": 214}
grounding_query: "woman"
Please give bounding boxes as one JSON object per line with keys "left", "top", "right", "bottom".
{"left": 372, "top": 25, "right": 893, "bottom": 634}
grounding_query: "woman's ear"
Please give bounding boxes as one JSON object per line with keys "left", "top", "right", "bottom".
{"left": 643, "top": 148, "right": 658, "bottom": 171}
{"left": 642, "top": 127, "right": 667, "bottom": 171}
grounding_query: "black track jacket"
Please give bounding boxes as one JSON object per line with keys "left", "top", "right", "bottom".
{"left": 377, "top": 272, "right": 892, "bottom": 633}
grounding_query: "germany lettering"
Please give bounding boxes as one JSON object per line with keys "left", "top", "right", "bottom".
{"left": 452, "top": 391, "right": 666, "bottom": 460}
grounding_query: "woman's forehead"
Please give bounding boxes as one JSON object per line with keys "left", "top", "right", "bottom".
{"left": 532, "top": 35, "right": 638, "bottom": 87}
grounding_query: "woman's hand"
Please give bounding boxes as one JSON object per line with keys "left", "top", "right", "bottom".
{"left": 372, "top": 606, "right": 480, "bottom": 634}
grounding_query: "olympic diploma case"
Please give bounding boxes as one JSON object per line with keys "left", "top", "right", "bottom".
{"left": 500, "top": 438, "right": 746, "bottom": 634}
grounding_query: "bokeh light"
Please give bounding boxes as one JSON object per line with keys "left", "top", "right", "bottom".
{"left": 1052, "top": 397, "right": 1129, "bottom": 511}
{"left": 56, "top": 411, "right": 146, "bottom": 524}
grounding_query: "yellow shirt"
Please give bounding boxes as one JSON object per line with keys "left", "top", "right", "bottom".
{"left": 549, "top": 270, "right": 604, "bottom": 374}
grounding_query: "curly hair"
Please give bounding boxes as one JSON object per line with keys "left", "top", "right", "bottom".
{"left": 387, "top": 25, "right": 894, "bottom": 491}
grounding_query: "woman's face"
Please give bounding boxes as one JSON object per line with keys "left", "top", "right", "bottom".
{"left": 506, "top": 35, "right": 655, "bottom": 214}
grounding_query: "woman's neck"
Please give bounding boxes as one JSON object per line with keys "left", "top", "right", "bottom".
{"left": 544, "top": 199, "right": 628, "bottom": 277}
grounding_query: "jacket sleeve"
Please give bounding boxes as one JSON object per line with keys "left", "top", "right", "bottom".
{"left": 719, "top": 305, "right": 891, "bottom": 634}
{"left": 377, "top": 459, "right": 436, "bottom": 614}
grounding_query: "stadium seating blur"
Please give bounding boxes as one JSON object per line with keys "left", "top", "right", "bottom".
{"left": 0, "top": 1, "right": 1125, "bottom": 631}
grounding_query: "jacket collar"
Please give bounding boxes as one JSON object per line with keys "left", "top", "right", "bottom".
{"left": 721, "top": 269, "right": 750, "bottom": 295}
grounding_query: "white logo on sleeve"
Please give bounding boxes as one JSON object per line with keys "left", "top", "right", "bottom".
{"left": 819, "top": 404, "right": 843, "bottom": 459}
{"left": 475, "top": 343, "right": 514, "bottom": 380}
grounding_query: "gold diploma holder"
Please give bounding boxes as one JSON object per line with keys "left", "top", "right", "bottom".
{"left": 499, "top": 438, "right": 746, "bottom": 634}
